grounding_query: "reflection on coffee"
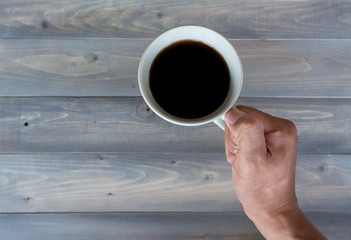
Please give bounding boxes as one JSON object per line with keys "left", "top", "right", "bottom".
{"left": 149, "top": 40, "right": 230, "bottom": 119}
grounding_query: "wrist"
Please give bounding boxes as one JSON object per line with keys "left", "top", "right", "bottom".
{"left": 250, "top": 207, "right": 327, "bottom": 240}
{"left": 252, "top": 207, "right": 302, "bottom": 239}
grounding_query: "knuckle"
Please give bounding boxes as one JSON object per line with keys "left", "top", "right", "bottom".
{"left": 224, "top": 146, "right": 234, "bottom": 165}
{"left": 225, "top": 150, "right": 231, "bottom": 161}
{"left": 240, "top": 116, "right": 263, "bottom": 133}
{"left": 283, "top": 119, "right": 297, "bottom": 137}
{"left": 236, "top": 105, "right": 246, "bottom": 110}
{"left": 276, "top": 119, "right": 297, "bottom": 143}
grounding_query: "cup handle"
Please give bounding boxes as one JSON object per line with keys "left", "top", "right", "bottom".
{"left": 213, "top": 115, "right": 226, "bottom": 131}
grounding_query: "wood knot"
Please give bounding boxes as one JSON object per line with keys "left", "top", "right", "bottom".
{"left": 26, "top": 197, "right": 31, "bottom": 201}
{"left": 319, "top": 164, "right": 328, "bottom": 172}
{"left": 169, "top": 159, "right": 176, "bottom": 165}
{"left": 89, "top": 54, "right": 98, "bottom": 62}
{"left": 205, "top": 174, "right": 214, "bottom": 181}
{"left": 137, "top": 102, "right": 153, "bottom": 118}
{"left": 24, "top": 122, "right": 29, "bottom": 127}
{"left": 107, "top": 192, "right": 113, "bottom": 196}
{"left": 156, "top": 12, "right": 163, "bottom": 18}
{"left": 99, "top": 155, "right": 104, "bottom": 160}
{"left": 41, "top": 20, "right": 48, "bottom": 29}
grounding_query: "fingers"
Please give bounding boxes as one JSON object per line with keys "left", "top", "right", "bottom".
{"left": 225, "top": 108, "right": 256, "bottom": 138}
{"left": 236, "top": 105, "right": 298, "bottom": 154}
{"left": 236, "top": 105, "right": 280, "bottom": 134}
{"left": 224, "top": 108, "right": 243, "bottom": 165}
{"left": 225, "top": 107, "right": 267, "bottom": 165}
{"left": 225, "top": 125, "right": 237, "bottom": 165}
{"left": 236, "top": 105, "right": 297, "bottom": 136}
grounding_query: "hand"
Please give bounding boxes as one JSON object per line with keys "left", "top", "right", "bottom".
{"left": 224, "top": 106, "right": 326, "bottom": 240}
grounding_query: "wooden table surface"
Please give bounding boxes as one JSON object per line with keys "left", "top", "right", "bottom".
{"left": 0, "top": 0, "right": 350, "bottom": 239}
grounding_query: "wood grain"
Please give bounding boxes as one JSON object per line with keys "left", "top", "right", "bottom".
{"left": 0, "top": 0, "right": 350, "bottom": 39}
{"left": 0, "top": 39, "right": 350, "bottom": 97}
{"left": 0, "top": 97, "right": 349, "bottom": 154}
{"left": 0, "top": 213, "right": 264, "bottom": 240}
{"left": 0, "top": 212, "right": 350, "bottom": 240}
{"left": 1, "top": 0, "right": 350, "bottom": 237}
{"left": 0, "top": 153, "right": 349, "bottom": 212}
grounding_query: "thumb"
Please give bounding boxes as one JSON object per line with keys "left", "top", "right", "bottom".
{"left": 225, "top": 108, "right": 267, "bottom": 163}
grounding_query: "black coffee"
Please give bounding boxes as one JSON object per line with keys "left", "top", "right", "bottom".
{"left": 149, "top": 40, "right": 230, "bottom": 119}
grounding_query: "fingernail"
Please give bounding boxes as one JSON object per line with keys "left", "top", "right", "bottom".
{"left": 225, "top": 112, "right": 235, "bottom": 125}
{"left": 226, "top": 108, "right": 241, "bottom": 125}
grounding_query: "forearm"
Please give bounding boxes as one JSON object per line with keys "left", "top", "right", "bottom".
{"left": 251, "top": 208, "right": 327, "bottom": 240}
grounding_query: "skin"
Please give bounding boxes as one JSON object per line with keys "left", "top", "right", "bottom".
{"left": 224, "top": 105, "right": 327, "bottom": 240}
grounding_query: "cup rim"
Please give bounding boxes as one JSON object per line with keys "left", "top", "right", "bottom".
{"left": 138, "top": 25, "right": 243, "bottom": 126}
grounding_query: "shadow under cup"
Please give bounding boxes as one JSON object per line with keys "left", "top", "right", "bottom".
{"left": 138, "top": 26, "right": 243, "bottom": 130}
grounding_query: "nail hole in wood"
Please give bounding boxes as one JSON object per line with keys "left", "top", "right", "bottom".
{"left": 156, "top": 12, "right": 163, "bottom": 18}
{"left": 90, "top": 54, "right": 98, "bottom": 62}
{"left": 41, "top": 20, "right": 48, "bottom": 29}
{"left": 319, "top": 164, "right": 328, "bottom": 172}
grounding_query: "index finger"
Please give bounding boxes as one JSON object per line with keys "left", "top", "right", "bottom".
{"left": 235, "top": 105, "right": 286, "bottom": 134}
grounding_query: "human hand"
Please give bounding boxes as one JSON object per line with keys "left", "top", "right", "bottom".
{"left": 224, "top": 105, "right": 326, "bottom": 239}
{"left": 225, "top": 105, "right": 298, "bottom": 219}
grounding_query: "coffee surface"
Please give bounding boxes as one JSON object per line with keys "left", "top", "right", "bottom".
{"left": 149, "top": 40, "right": 230, "bottom": 119}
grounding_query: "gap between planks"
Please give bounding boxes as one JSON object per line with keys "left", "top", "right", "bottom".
{"left": 2, "top": 211, "right": 351, "bottom": 215}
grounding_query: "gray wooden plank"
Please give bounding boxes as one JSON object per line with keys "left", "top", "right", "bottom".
{"left": 0, "top": 97, "right": 349, "bottom": 154}
{"left": 0, "top": 212, "right": 350, "bottom": 240}
{"left": 0, "top": 153, "right": 349, "bottom": 212}
{"left": 0, "top": 213, "right": 263, "bottom": 240}
{"left": 0, "top": 0, "right": 350, "bottom": 39}
{"left": 0, "top": 39, "right": 350, "bottom": 97}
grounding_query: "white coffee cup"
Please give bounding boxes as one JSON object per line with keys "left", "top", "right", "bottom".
{"left": 138, "top": 25, "right": 243, "bottom": 130}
